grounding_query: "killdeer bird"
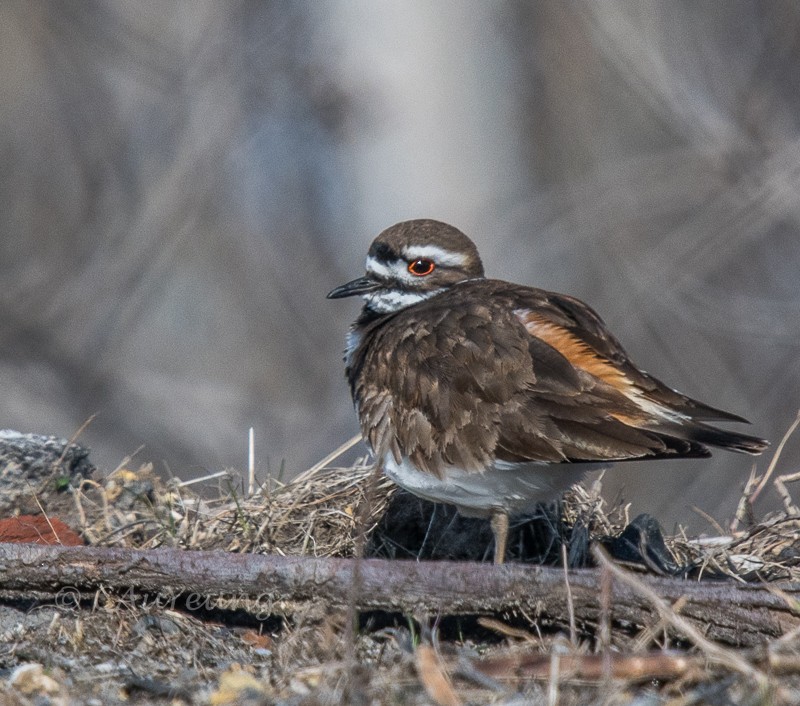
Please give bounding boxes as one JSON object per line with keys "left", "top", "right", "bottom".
{"left": 328, "top": 219, "right": 768, "bottom": 563}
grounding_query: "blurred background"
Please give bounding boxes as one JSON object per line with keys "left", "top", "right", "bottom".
{"left": 1, "top": 1, "right": 798, "bottom": 531}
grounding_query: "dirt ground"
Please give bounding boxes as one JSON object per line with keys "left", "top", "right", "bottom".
{"left": 1, "top": 429, "right": 800, "bottom": 705}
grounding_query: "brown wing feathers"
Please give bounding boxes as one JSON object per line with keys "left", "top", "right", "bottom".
{"left": 526, "top": 291, "right": 752, "bottom": 424}
{"left": 513, "top": 290, "right": 767, "bottom": 457}
{"left": 516, "top": 309, "right": 635, "bottom": 395}
{"left": 348, "top": 279, "right": 767, "bottom": 476}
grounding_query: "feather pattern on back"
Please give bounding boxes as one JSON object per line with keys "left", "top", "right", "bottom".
{"left": 345, "top": 278, "right": 767, "bottom": 477}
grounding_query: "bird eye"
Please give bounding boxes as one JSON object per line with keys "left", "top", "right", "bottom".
{"left": 408, "top": 258, "right": 435, "bottom": 276}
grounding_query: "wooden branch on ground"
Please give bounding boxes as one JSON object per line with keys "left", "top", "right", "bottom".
{"left": 0, "top": 542, "right": 796, "bottom": 647}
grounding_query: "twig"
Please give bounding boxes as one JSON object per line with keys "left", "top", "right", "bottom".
{"left": 774, "top": 471, "right": 800, "bottom": 516}
{"left": 632, "top": 595, "right": 687, "bottom": 652}
{"left": 475, "top": 649, "right": 697, "bottom": 683}
{"left": 599, "top": 558, "right": 613, "bottom": 685}
{"left": 248, "top": 427, "right": 255, "bottom": 497}
{"left": 548, "top": 650, "right": 559, "bottom": 706}
{"left": 422, "top": 640, "right": 800, "bottom": 686}
{"left": 749, "top": 409, "right": 800, "bottom": 506}
{"left": 477, "top": 617, "right": 538, "bottom": 644}
{"left": 294, "top": 434, "right": 363, "bottom": 484}
{"left": 57, "top": 414, "right": 97, "bottom": 468}
{"left": 26, "top": 483, "right": 62, "bottom": 545}
{"left": 561, "top": 543, "right": 576, "bottom": 646}
{"left": 415, "top": 644, "right": 462, "bottom": 706}
{"left": 177, "top": 470, "right": 230, "bottom": 487}
{"left": 691, "top": 505, "right": 726, "bottom": 536}
{"left": 0, "top": 543, "right": 796, "bottom": 647}
{"left": 731, "top": 410, "right": 800, "bottom": 533}
{"left": 591, "top": 544, "right": 769, "bottom": 686}
{"left": 345, "top": 462, "right": 382, "bottom": 679}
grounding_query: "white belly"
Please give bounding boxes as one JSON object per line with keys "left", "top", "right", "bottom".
{"left": 382, "top": 455, "right": 604, "bottom": 518}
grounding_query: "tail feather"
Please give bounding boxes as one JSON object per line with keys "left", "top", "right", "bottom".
{"left": 653, "top": 421, "right": 769, "bottom": 456}
{"left": 687, "top": 423, "right": 769, "bottom": 455}
{"left": 674, "top": 401, "right": 750, "bottom": 425}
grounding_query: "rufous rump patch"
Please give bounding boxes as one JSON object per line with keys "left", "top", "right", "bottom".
{"left": 516, "top": 310, "right": 633, "bottom": 393}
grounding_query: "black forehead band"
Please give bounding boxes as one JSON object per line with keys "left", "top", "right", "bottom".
{"left": 368, "top": 242, "right": 396, "bottom": 264}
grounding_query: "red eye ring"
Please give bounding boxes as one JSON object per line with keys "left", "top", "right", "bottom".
{"left": 408, "top": 258, "right": 435, "bottom": 276}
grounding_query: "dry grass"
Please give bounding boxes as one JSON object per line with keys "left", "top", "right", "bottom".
{"left": 68, "top": 446, "right": 800, "bottom": 586}
{"left": 73, "top": 452, "right": 395, "bottom": 558}
{"left": 2, "top": 418, "right": 800, "bottom": 703}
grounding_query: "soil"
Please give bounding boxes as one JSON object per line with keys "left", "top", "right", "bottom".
{"left": 1, "top": 430, "right": 799, "bottom": 704}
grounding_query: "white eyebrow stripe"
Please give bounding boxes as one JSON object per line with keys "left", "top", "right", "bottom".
{"left": 402, "top": 244, "right": 468, "bottom": 267}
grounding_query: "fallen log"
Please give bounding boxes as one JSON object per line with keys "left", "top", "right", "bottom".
{"left": 0, "top": 542, "right": 796, "bottom": 646}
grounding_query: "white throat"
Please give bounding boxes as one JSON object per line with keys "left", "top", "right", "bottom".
{"left": 364, "top": 288, "right": 442, "bottom": 314}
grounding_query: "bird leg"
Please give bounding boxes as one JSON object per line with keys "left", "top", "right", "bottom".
{"left": 490, "top": 510, "right": 509, "bottom": 565}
